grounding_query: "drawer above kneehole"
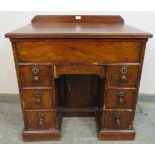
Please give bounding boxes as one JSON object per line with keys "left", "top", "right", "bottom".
{"left": 55, "top": 65, "right": 105, "bottom": 78}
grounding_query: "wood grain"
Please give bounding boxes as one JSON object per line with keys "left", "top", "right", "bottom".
{"left": 55, "top": 65, "right": 105, "bottom": 78}
{"left": 103, "top": 111, "right": 133, "bottom": 129}
{"left": 16, "top": 41, "right": 141, "bottom": 63}
{"left": 5, "top": 15, "right": 152, "bottom": 141}
{"left": 19, "top": 65, "right": 53, "bottom": 87}
{"left": 24, "top": 111, "right": 55, "bottom": 130}
{"left": 107, "top": 65, "right": 139, "bottom": 87}
{"left": 5, "top": 15, "right": 152, "bottom": 38}
{"left": 105, "top": 89, "right": 135, "bottom": 109}
{"left": 31, "top": 15, "right": 124, "bottom": 24}
{"left": 21, "top": 89, "right": 54, "bottom": 110}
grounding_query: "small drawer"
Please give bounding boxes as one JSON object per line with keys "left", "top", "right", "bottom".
{"left": 24, "top": 111, "right": 55, "bottom": 130}
{"left": 103, "top": 111, "right": 133, "bottom": 129}
{"left": 19, "top": 65, "right": 53, "bottom": 87}
{"left": 56, "top": 65, "right": 105, "bottom": 78}
{"left": 107, "top": 65, "right": 139, "bottom": 87}
{"left": 21, "top": 89, "right": 54, "bottom": 110}
{"left": 105, "top": 89, "right": 135, "bottom": 109}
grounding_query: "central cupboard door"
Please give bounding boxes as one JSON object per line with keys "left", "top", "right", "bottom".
{"left": 64, "top": 75, "right": 99, "bottom": 109}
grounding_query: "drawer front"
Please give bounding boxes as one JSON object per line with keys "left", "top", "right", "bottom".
{"left": 107, "top": 65, "right": 139, "bottom": 87}
{"left": 105, "top": 89, "right": 135, "bottom": 109}
{"left": 24, "top": 111, "right": 55, "bottom": 130}
{"left": 16, "top": 41, "right": 141, "bottom": 63}
{"left": 56, "top": 65, "right": 105, "bottom": 78}
{"left": 21, "top": 89, "right": 54, "bottom": 110}
{"left": 19, "top": 65, "right": 53, "bottom": 87}
{"left": 104, "top": 111, "right": 133, "bottom": 129}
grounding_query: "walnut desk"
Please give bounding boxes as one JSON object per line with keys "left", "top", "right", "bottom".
{"left": 5, "top": 15, "right": 152, "bottom": 141}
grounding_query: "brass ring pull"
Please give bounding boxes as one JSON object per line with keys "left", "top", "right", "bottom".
{"left": 120, "top": 66, "right": 128, "bottom": 81}
{"left": 37, "top": 112, "right": 44, "bottom": 126}
{"left": 35, "top": 90, "right": 41, "bottom": 103}
{"left": 121, "top": 75, "right": 127, "bottom": 81}
{"left": 114, "top": 112, "right": 121, "bottom": 126}
{"left": 117, "top": 91, "right": 126, "bottom": 104}
{"left": 32, "top": 66, "right": 40, "bottom": 81}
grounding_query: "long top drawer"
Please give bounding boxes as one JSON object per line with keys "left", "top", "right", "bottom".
{"left": 16, "top": 41, "right": 142, "bottom": 63}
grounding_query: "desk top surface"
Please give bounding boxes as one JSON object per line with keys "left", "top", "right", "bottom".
{"left": 5, "top": 15, "right": 152, "bottom": 39}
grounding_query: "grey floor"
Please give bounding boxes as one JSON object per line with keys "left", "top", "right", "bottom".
{"left": 0, "top": 101, "right": 155, "bottom": 144}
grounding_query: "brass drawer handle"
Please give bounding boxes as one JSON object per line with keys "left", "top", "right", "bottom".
{"left": 37, "top": 112, "right": 44, "bottom": 126}
{"left": 32, "top": 66, "right": 40, "bottom": 81}
{"left": 35, "top": 90, "right": 41, "bottom": 103}
{"left": 120, "top": 66, "right": 128, "bottom": 81}
{"left": 117, "top": 91, "right": 126, "bottom": 104}
{"left": 114, "top": 112, "right": 121, "bottom": 126}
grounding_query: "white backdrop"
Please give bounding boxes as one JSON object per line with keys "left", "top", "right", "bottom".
{"left": 0, "top": 11, "right": 154, "bottom": 94}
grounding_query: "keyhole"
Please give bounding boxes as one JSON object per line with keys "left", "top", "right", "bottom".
{"left": 120, "top": 66, "right": 128, "bottom": 75}
{"left": 68, "top": 83, "right": 71, "bottom": 92}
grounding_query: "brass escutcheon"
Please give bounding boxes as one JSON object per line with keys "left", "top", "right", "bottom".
{"left": 32, "top": 66, "right": 40, "bottom": 76}
{"left": 118, "top": 91, "right": 126, "bottom": 98}
{"left": 120, "top": 66, "right": 128, "bottom": 76}
{"left": 37, "top": 112, "right": 44, "bottom": 119}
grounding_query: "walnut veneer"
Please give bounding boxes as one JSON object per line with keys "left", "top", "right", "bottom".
{"left": 5, "top": 15, "right": 152, "bottom": 141}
